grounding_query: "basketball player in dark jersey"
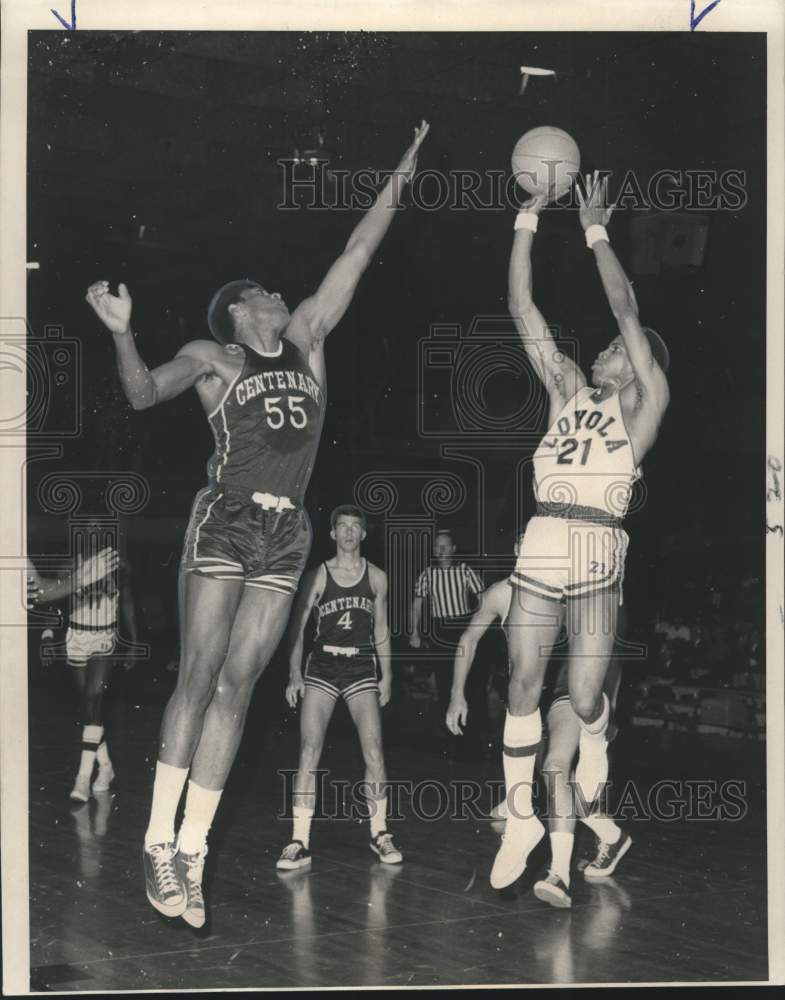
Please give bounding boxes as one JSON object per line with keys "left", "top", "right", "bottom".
{"left": 491, "top": 171, "right": 670, "bottom": 892}
{"left": 85, "top": 122, "right": 428, "bottom": 926}
{"left": 278, "top": 505, "right": 401, "bottom": 869}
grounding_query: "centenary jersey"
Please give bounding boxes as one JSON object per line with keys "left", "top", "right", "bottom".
{"left": 314, "top": 560, "right": 376, "bottom": 652}
{"left": 533, "top": 386, "right": 641, "bottom": 519}
{"left": 207, "top": 340, "right": 326, "bottom": 502}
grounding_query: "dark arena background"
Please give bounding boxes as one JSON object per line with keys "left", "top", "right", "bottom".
{"left": 25, "top": 31, "right": 767, "bottom": 989}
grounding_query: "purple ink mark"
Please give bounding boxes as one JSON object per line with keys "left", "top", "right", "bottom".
{"left": 690, "top": 0, "right": 723, "bottom": 31}
{"left": 51, "top": 0, "right": 76, "bottom": 29}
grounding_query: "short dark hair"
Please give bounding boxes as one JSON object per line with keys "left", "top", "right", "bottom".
{"left": 207, "top": 279, "right": 263, "bottom": 344}
{"left": 330, "top": 505, "right": 367, "bottom": 531}
{"left": 642, "top": 326, "right": 670, "bottom": 374}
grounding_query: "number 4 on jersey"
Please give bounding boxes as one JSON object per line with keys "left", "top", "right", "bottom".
{"left": 337, "top": 611, "right": 353, "bottom": 630}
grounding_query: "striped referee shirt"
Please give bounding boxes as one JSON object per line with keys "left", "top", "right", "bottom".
{"left": 415, "top": 563, "right": 484, "bottom": 620}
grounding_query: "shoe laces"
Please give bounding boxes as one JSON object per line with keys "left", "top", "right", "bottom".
{"left": 376, "top": 833, "right": 396, "bottom": 855}
{"left": 594, "top": 842, "right": 612, "bottom": 866}
{"left": 149, "top": 844, "right": 180, "bottom": 896}
{"left": 181, "top": 850, "right": 206, "bottom": 905}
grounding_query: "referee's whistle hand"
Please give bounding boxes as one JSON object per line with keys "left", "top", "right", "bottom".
{"left": 409, "top": 635, "right": 421, "bottom": 649}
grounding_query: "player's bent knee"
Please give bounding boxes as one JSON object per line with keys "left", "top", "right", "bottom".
{"left": 569, "top": 692, "right": 601, "bottom": 723}
{"left": 541, "top": 756, "right": 570, "bottom": 778}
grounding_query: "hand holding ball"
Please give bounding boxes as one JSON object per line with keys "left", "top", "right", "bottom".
{"left": 512, "top": 127, "right": 580, "bottom": 202}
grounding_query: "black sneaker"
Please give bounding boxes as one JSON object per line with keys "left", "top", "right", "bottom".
{"left": 144, "top": 842, "right": 186, "bottom": 917}
{"left": 533, "top": 872, "right": 572, "bottom": 908}
{"left": 276, "top": 840, "right": 312, "bottom": 871}
{"left": 584, "top": 833, "right": 632, "bottom": 879}
{"left": 175, "top": 843, "right": 207, "bottom": 928}
{"left": 370, "top": 831, "right": 403, "bottom": 864}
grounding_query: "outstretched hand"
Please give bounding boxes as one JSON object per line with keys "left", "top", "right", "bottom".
{"left": 577, "top": 170, "right": 615, "bottom": 231}
{"left": 78, "top": 547, "right": 120, "bottom": 589}
{"left": 86, "top": 280, "right": 133, "bottom": 336}
{"left": 398, "top": 120, "right": 430, "bottom": 182}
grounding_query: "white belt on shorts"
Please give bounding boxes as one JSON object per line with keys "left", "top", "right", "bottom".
{"left": 322, "top": 645, "right": 360, "bottom": 656}
{"left": 251, "top": 491, "right": 295, "bottom": 511}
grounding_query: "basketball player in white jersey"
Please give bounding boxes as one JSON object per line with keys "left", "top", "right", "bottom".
{"left": 86, "top": 122, "right": 428, "bottom": 927}
{"left": 445, "top": 546, "right": 630, "bottom": 905}
{"left": 490, "top": 171, "right": 670, "bottom": 891}
{"left": 27, "top": 538, "right": 136, "bottom": 800}
{"left": 278, "top": 505, "right": 401, "bottom": 870}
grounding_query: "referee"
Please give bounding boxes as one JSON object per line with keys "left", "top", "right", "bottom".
{"left": 409, "top": 530, "right": 486, "bottom": 752}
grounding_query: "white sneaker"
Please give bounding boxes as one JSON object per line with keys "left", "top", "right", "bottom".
{"left": 69, "top": 774, "right": 91, "bottom": 803}
{"left": 534, "top": 871, "right": 572, "bottom": 908}
{"left": 92, "top": 763, "right": 115, "bottom": 793}
{"left": 490, "top": 816, "right": 544, "bottom": 889}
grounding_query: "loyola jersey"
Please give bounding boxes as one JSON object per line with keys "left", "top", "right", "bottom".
{"left": 208, "top": 340, "right": 325, "bottom": 502}
{"left": 533, "top": 386, "right": 641, "bottom": 519}
{"left": 314, "top": 561, "right": 375, "bottom": 651}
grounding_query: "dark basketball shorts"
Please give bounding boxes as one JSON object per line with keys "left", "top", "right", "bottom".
{"left": 304, "top": 651, "right": 379, "bottom": 703}
{"left": 510, "top": 514, "right": 628, "bottom": 604}
{"left": 181, "top": 487, "right": 312, "bottom": 595}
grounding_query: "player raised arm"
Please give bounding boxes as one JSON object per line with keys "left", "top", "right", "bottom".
{"left": 578, "top": 171, "right": 669, "bottom": 414}
{"left": 285, "top": 566, "right": 326, "bottom": 708}
{"left": 286, "top": 121, "right": 430, "bottom": 358}
{"left": 26, "top": 547, "right": 120, "bottom": 606}
{"left": 369, "top": 565, "right": 393, "bottom": 707}
{"left": 508, "top": 194, "right": 586, "bottom": 410}
{"left": 85, "top": 282, "right": 227, "bottom": 410}
{"left": 446, "top": 581, "right": 509, "bottom": 735}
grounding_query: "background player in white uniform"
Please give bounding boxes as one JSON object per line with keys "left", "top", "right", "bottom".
{"left": 27, "top": 540, "right": 137, "bottom": 801}
{"left": 279, "top": 506, "right": 401, "bottom": 869}
{"left": 491, "top": 172, "right": 670, "bottom": 892}
{"left": 445, "top": 549, "right": 631, "bottom": 906}
{"left": 86, "top": 123, "right": 428, "bottom": 927}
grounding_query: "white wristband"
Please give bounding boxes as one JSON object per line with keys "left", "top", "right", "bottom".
{"left": 585, "top": 224, "right": 609, "bottom": 248}
{"left": 514, "top": 211, "right": 539, "bottom": 233}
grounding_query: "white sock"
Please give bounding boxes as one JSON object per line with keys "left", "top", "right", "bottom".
{"left": 96, "top": 741, "right": 111, "bottom": 768}
{"left": 144, "top": 760, "right": 189, "bottom": 848}
{"left": 502, "top": 710, "right": 541, "bottom": 822}
{"left": 549, "top": 831, "right": 575, "bottom": 885}
{"left": 575, "top": 695, "right": 609, "bottom": 805}
{"left": 368, "top": 794, "right": 388, "bottom": 838}
{"left": 583, "top": 814, "right": 622, "bottom": 845}
{"left": 77, "top": 725, "right": 103, "bottom": 779}
{"left": 178, "top": 781, "right": 223, "bottom": 855}
{"left": 292, "top": 805, "right": 314, "bottom": 848}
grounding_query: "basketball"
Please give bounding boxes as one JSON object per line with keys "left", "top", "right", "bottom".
{"left": 511, "top": 126, "right": 581, "bottom": 200}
